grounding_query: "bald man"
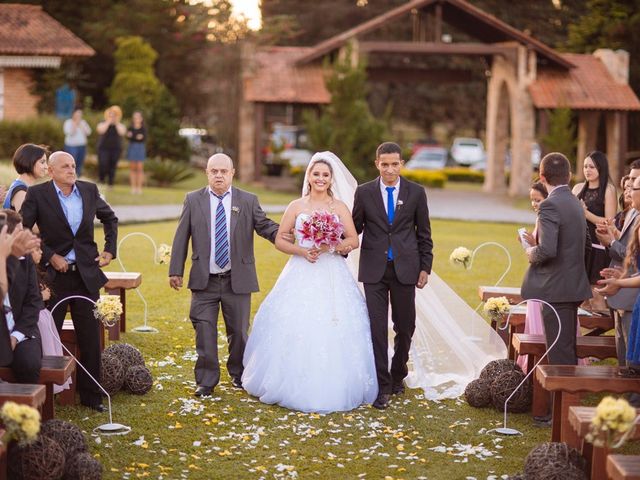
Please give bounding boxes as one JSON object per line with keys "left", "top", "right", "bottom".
{"left": 169, "top": 154, "right": 279, "bottom": 397}
{"left": 22, "top": 151, "right": 118, "bottom": 412}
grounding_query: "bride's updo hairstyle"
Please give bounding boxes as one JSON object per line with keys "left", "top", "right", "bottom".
{"left": 305, "top": 158, "right": 334, "bottom": 197}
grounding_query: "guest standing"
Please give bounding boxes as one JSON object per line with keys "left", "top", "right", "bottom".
{"left": 63, "top": 109, "right": 91, "bottom": 176}
{"left": 126, "top": 111, "right": 147, "bottom": 195}
{"left": 96, "top": 106, "right": 126, "bottom": 187}
{"left": 3, "top": 144, "right": 48, "bottom": 212}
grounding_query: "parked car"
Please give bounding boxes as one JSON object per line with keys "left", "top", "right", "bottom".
{"left": 471, "top": 142, "right": 542, "bottom": 171}
{"left": 410, "top": 138, "right": 441, "bottom": 155}
{"left": 405, "top": 147, "right": 449, "bottom": 170}
{"left": 450, "top": 137, "right": 486, "bottom": 166}
{"left": 179, "top": 128, "right": 223, "bottom": 166}
{"left": 266, "top": 123, "right": 313, "bottom": 168}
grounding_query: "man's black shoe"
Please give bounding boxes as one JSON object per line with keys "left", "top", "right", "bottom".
{"left": 195, "top": 386, "right": 213, "bottom": 397}
{"left": 231, "top": 378, "right": 243, "bottom": 389}
{"left": 84, "top": 403, "right": 107, "bottom": 413}
{"left": 391, "top": 383, "right": 405, "bottom": 395}
{"left": 372, "top": 393, "right": 390, "bottom": 410}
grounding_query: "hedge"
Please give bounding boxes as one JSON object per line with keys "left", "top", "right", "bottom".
{"left": 400, "top": 170, "right": 446, "bottom": 188}
{"left": 441, "top": 167, "right": 485, "bottom": 183}
{"left": 0, "top": 116, "right": 64, "bottom": 158}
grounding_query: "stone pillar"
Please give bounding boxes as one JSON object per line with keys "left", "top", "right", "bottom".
{"left": 509, "top": 94, "right": 535, "bottom": 197}
{"left": 237, "top": 98, "right": 255, "bottom": 182}
{"left": 576, "top": 111, "right": 599, "bottom": 181}
{"left": 484, "top": 75, "right": 508, "bottom": 194}
{"left": 606, "top": 111, "right": 628, "bottom": 183}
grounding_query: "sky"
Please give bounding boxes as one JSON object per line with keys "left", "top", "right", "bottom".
{"left": 230, "top": 0, "right": 261, "bottom": 30}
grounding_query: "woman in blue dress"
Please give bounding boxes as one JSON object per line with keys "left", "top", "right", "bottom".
{"left": 3, "top": 144, "right": 48, "bottom": 212}
{"left": 126, "top": 111, "right": 147, "bottom": 195}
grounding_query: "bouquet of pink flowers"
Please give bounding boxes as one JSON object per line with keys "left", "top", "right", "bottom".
{"left": 298, "top": 211, "right": 344, "bottom": 251}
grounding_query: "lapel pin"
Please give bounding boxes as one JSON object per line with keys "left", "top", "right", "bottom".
{"left": 231, "top": 206, "right": 240, "bottom": 214}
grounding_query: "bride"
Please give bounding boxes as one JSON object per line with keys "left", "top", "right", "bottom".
{"left": 243, "top": 152, "right": 506, "bottom": 412}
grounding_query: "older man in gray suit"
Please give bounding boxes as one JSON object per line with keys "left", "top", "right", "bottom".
{"left": 522, "top": 152, "right": 592, "bottom": 366}
{"left": 169, "top": 153, "right": 279, "bottom": 397}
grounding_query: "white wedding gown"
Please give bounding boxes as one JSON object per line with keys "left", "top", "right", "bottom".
{"left": 242, "top": 213, "right": 378, "bottom": 413}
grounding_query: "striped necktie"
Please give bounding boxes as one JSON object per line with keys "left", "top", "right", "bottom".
{"left": 213, "top": 192, "right": 229, "bottom": 269}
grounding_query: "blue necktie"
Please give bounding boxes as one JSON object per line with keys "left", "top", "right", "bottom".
{"left": 386, "top": 186, "right": 395, "bottom": 260}
{"left": 213, "top": 192, "right": 229, "bottom": 269}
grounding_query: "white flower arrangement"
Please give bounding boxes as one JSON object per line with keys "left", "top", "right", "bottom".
{"left": 483, "top": 296, "right": 510, "bottom": 322}
{"left": 0, "top": 401, "right": 40, "bottom": 446}
{"left": 449, "top": 246, "right": 472, "bottom": 269}
{"left": 586, "top": 396, "right": 637, "bottom": 448}
{"left": 158, "top": 243, "right": 172, "bottom": 265}
{"left": 94, "top": 295, "right": 123, "bottom": 327}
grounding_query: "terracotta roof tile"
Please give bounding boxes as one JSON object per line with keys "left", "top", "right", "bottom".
{"left": 0, "top": 4, "right": 94, "bottom": 57}
{"left": 529, "top": 53, "right": 640, "bottom": 111}
{"left": 244, "top": 47, "right": 330, "bottom": 104}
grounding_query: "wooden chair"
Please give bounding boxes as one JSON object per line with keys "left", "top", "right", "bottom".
{"left": 104, "top": 271, "right": 142, "bottom": 340}
{"left": 607, "top": 454, "right": 640, "bottom": 480}
{"left": 478, "top": 285, "right": 522, "bottom": 304}
{"left": 0, "top": 383, "right": 45, "bottom": 409}
{"left": 513, "top": 334, "right": 617, "bottom": 417}
{"left": 0, "top": 356, "right": 75, "bottom": 420}
{"left": 0, "top": 427, "right": 6, "bottom": 480}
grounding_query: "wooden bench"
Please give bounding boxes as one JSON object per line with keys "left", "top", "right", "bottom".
{"left": 536, "top": 365, "right": 640, "bottom": 446}
{"left": 514, "top": 334, "right": 617, "bottom": 417}
{"left": 104, "top": 271, "right": 142, "bottom": 340}
{"left": 478, "top": 285, "right": 522, "bottom": 304}
{"left": 608, "top": 454, "right": 640, "bottom": 480}
{"left": 0, "top": 356, "right": 75, "bottom": 420}
{"left": 0, "top": 383, "right": 45, "bottom": 409}
{"left": 568, "top": 406, "right": 640, "bottom": 479}
{"left": 0, "top": 428, "right": 5, "bottom": 480}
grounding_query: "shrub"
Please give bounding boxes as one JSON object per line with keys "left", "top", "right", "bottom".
{"left": 0, "top": 116, "right": 64, "bottom": 158}
{"left": 145, "top": 158, "right": 195, "bottom": 186}
{"left": 442, "top": 167, "right": 485, "bottom": 183}
{"left": 401, "top": 170, "right": 446, "bottom": 188}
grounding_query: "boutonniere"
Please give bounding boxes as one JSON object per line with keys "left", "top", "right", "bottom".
{"left": 231, "top": 206, "right": 240, "bottom": 214}
{"left": 396, "top": 200, "right": 404, "bottom": 208}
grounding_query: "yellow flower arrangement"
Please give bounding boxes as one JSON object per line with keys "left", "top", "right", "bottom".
{"left": 449, "top": 246, "right": 472, "bottom": 269}
{"left": 586, "top": 396, "right": 637, "bottom": 448}
{"left": 158, "top": 243, "right": 172, "bottom": 265}
{"left": 483, "top": 296, "right": 510, "bottom": 322}
{"left": 94, "top": 295, "right": 123, "bottom": 328}
{"left": 0, "top": 401, "right": 40, "bottom": 446}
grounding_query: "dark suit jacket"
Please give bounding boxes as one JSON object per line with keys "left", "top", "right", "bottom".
{"left": 352, "top": 176, "right": 433, "bottom": 285}
{"left": 169, "top": 186, "right": 279, "bottom": 294}
{"left": 20, "top": 180, "right": 118, "bottom": 293}
{"left": 0, "top": 310, "right": 12, "bottom": 366}
{"left": 521, "top": 185, "right": 592, "bottom": 303}
{"left": 7, "top": 255, "right": 43, "bottom": 339}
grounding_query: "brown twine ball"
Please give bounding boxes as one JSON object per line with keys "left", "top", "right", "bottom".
{"left": 490, "top": 370, "right": 532, "bottom": 413}
{"left": 100, "top": 352, "right": 125, "bottom": 395}
{"left": 479, "top": 359, "right": 522, "bottom": 382}
{"left": 524, "top": 442, "right": 586, "bottom": 480}
{"left": 104, "top": 343, "right": 145, "bottom": 372}
{"left": 64, "top": 452, "right": 103, "bottom": 480}
{"left": 8, "top": 435, "right": 66, "bottom": 480}
{"left": 464, "top": 378, "right": 493, "bottom": 408}
{"left": 124, "top": 365, "right": 153, "bottom": 395}
{"left": 40, "top": 419, "right": 87, "bottom": 460}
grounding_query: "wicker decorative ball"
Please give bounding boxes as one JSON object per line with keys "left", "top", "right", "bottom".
{"left": 104, "top": 343, "right": 145, "bottom": 372}
{"left": 124, "top": 365, "right": 153, "bottom": 395}
{"left": 40, "top": 419, "right": 87, "bottom": 460}
{"left": 464, "top": 378, "right": 493, "bottom": 408}
{"left": 8, "top": 435, "right": 66, "bottom": 480}
{"left": 524, "top": 442, "right": 586, "bottom": 480}
{"left": 490, "top": 370, "right": 532, "bottom": 413}
{"left": 64, "top": 452, "right": 103, "bottom": 480}
{"left": 100, "top": 352, "right": 125, "bottom": 395}
{"left": 479, "top": 359, "right": 522, "bottom": 382}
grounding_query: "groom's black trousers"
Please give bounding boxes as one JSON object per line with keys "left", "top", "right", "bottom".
{"left": 364, "top": 260, "right": 416, "bottom": 395}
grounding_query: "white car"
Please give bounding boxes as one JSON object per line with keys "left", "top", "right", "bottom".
{"left": 450, "top": 137, "right": 486, "bottom": 166}
{"left": 405, "top": 147, "right": 448, "bottom": 170}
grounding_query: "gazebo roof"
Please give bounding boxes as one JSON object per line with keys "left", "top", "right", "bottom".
{"left": 529, "top": 53, "right": 640, "bottom": 111}
{"left": 244, "top": 47, "right": 330, "bottom": 104}
{"left": 0, "top": 4, "right": 94, "bottom": 57}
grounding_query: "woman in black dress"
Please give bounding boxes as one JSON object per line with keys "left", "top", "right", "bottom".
{"left": 96, "top": 105, "right": 126, "bottom": 187}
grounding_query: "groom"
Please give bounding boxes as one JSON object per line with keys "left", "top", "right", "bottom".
{"left": 169, "top": 153, "right": 280, "bottom": 397}
{"left": 353, "top": 142, "right": 433, "bottom": 409}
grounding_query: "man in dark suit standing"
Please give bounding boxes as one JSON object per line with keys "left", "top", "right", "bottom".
{"left": 21, "top": 151, "right": 118, "bottom": 411}
{"left": 522, "top": 153, "right": 592, "bottom": 366}
{"left": 352, "top": 142, "right": 433, "bottom": 410}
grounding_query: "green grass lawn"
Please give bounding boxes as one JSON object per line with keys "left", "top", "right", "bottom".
{"left": 49, "top": 218, "right": 580, "bottom": 480}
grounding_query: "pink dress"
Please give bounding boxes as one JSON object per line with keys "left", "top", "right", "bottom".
{"left": 37, "top": 309, "right": 71, "bottom": 394}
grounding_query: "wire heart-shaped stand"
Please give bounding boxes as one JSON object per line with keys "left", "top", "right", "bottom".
{"left": 49, "top": 295, "right": 132, "bottom": 436}
{"left": 487, "top": 299, "right": 561, "bottom": 436}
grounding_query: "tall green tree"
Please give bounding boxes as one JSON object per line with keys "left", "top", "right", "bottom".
{"left": 147, "top": 87, "right": 189, "bottom": 161}
{"left": 304, "top": 48, "right": 387, "bottom": 180}
{"left": 542, "top": 108, "right": 577, "bottom": 167}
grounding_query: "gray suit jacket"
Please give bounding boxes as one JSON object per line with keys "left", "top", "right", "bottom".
{"left": 169, "top": 186, "right": 278, "bottom": 294}
{"left": 609, "top": 209, "right": 639, "bottom": 267}
{"left": 521, "top": 185, "right": 592, "bottom": 303}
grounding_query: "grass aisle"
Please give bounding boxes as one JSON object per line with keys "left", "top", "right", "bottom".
{"left": 58, "top": 219, "right": 551, "bottom": 479}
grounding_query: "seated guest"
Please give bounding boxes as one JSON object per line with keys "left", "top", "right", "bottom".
{"left": 3, "top": 144, "right": 48, "bottom": 212}
{"left": 0, "top": 209, "right": 43, "bottom": 383}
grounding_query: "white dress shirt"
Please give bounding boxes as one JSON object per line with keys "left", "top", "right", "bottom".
{"left": 209, "top": 186, "right": 232, "bottom": 274}
{"left": 380, "top": 177, "right": 401, "bottom": 216}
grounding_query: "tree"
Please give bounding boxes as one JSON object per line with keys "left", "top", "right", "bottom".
{"left": 147, "top": 88, "right": 189, "bottom": 161}
{"left": 542, "top": 108, "right": 577, "bottom": 167}
{"left": 108, "top": 36, "right": 161, "bottom": 116}
{"left": 304, "top": 48, "right": 387, "bottom": 180}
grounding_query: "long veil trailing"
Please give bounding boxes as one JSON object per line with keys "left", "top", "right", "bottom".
{"left": 303, "top": 152, "right": 507, "bottom": 400}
